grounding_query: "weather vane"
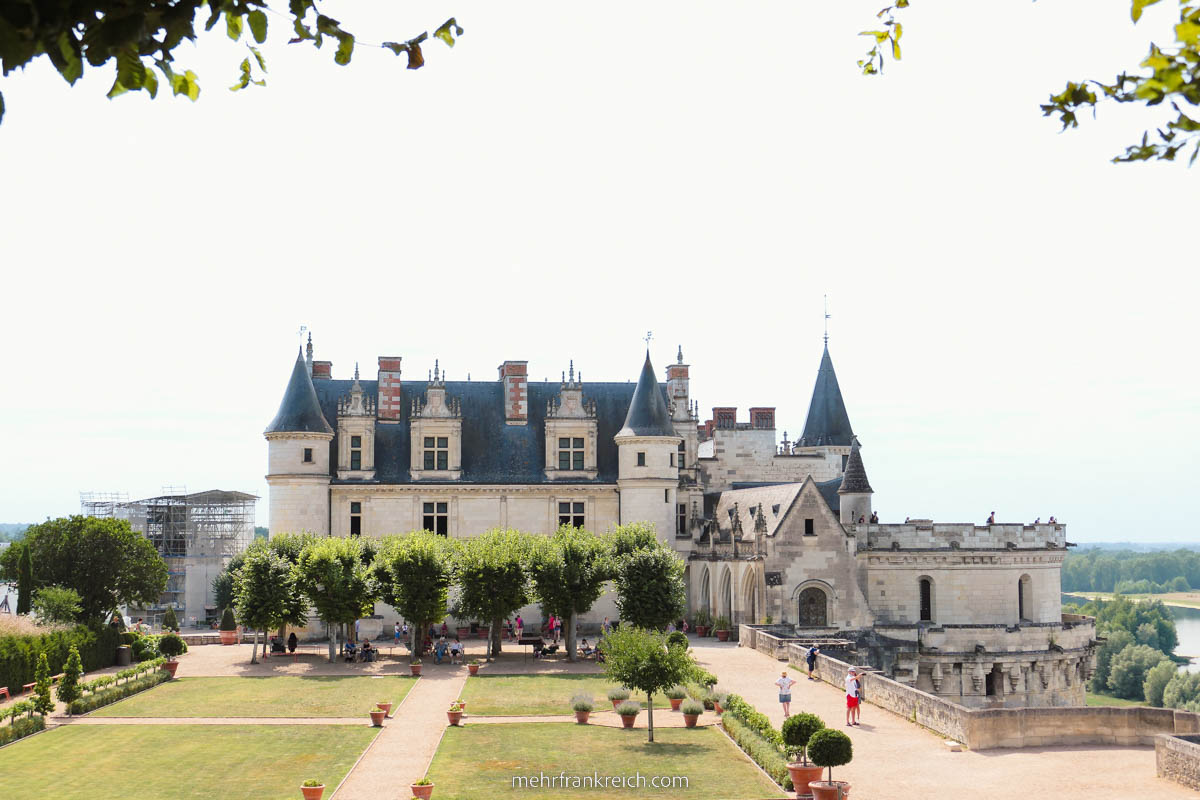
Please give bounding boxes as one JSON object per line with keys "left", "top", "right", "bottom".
{"left": 823, "top": 296, "right": 830, "bottom": 345}
{"left": 298, "top": 324, "right": 308, "bottom": 342}
{"left": 644, "top": 330, "right": 653, "bottom": 347}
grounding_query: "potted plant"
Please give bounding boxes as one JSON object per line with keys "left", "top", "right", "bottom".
{"left": 219, "top": 608, "right": 238, "bottom": 645}
{"left": 607, "top": 687, "right": 630, "bottom": 710}
{"left": 807, "top": 728, "right": 853, "bottom": 800}
{"left": 665, "top": 685, "right": 687, "bottom": 711}
{"left": 300, "top": 779, "right": 325, "bottom": 800}
{"left": 158, "top": 633, "right": 186, "bottom": 678}
{"left": 572, "top": 694, "right": 593, "bottom": 724}
{"left": 783, "top": 713, "right": 827, "bottom": 800}
{"left": 467, "top": 659, "right": 480, "bottom": 676}
{"left": 694, "top": 609, "right": 712, "bottom": 638}
{"left": 447, "top": 700, "right": 464, "bottom": 726}
{"left": 713, "top": 691, "right": 727, "bottom": 715}
{"left": 369, "top": 706, "right": 387, "bottom": 727}
{"left": 411, "top": 777, "right": 434, "bottom": 800}
{"left": 714, "top": 616, "right": 731, "bottom": 642}
{"left": 410, "top": 658, "right": 423, "bottom": 677}
{"left": 615, "top": 701, "right": 640, "bottom": 729}
{"left": 680, "top": 698, "right": 703, "bottom": 728}
{"left": 377, "top": 701, "right": 393, "bottom": 718}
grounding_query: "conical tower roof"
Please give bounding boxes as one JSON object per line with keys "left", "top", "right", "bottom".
{"left": 838, "top": 436, "right": 873, "bottom": 494}
{"left": 617, "top": 352, "right": 677, "bottom": 438}
{"left": 264, "top": 348, "right": 335, "bottom": 435}
{"left": 798, "top": 344, "right": 854, "bottom": 447}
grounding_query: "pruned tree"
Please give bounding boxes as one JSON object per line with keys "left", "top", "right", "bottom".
{"left": 16, "top": 543, "right": 32, "bottom": 615}
{"left": 294, "top": 536, "right": 378, "bottom": 663}
{"left": 612, "top": 542, "right": 687, "bottom": 632}
{"left": 454, "top": 529, "right": 532, "bottom": 659}
{"left": 601, "top": 625, "right": 699, "bottom": 742}
{"left": 374, "top": 532, "right": 456, "bottom": 656}
{"left": 32, "top": 653, "right": 54, "bottom": 716}
{"left": 57, "top": 646, "right": 83, "bottom": 713}
{"left": 529, "top": 526, "right": 610, "bottom": 663}
{"left": 235, "top": 547, "right": 309, "bottom": 663}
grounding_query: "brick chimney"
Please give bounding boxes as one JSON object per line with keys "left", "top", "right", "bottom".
{"left": 498, "top": 361, "right": 528, "bottom": 425}
{"left": 312, "top": 361, "right": 332, "bottom": 380}
{"left": 377, "top": 356, "right": 403, "bottom": 422}
{"left": 749, "top": 407, "right": 776, "bottom": 429}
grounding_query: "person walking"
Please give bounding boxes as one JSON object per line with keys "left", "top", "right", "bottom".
{"left": 805, "top": 644, "right": 820, "bottom": 680}
{"left": 845, "top": 667, "right": 861, "bottom": 726}
{"left": 515, "top": 615, "right": 524, "bottom": 640}
{"left": 394, "top": 622, "right": 401, "bottom": 645}
{"left": 776, "top": 670, "right": 798, "bottom": 717}
{"left": 602, "top": 616, "right": 611, "bottom": 636}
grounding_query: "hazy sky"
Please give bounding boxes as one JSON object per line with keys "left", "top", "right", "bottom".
{"left": 1, "top": 2, "right": 1196, "bottom": 542}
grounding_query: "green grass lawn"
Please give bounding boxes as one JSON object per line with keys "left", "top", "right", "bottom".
{"left": 90, "top": 675, "right": 415, "bottom": 717}
{"left": 426, "top": 722, "right": 781, "bottom": 799}
{"left": 1085, "top": 690, "right": 1144, "bottom": 707}
{"left": 460, "top": 674, "right": 669, "bottom": 716}
{"left": 0, "top": 725, "right": 376, "bottom": 799}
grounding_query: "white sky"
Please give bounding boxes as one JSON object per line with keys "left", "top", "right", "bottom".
{"left": 1, "top": 1, "right": 1196, "bottom": 542}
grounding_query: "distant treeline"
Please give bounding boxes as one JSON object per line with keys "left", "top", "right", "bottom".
{"left": 0, "top": 524, "right": 29, "bottom": 543}
{"left": 1062, "top": 548, "right": 1200, "bottom": 594}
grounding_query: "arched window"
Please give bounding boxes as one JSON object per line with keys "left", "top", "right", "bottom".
{"left": 919, "top": 578, "right": 933, "bottom": 622}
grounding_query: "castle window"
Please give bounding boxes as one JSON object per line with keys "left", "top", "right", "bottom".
{"left": 558, "top": 437, "right": 585, "bottom": 471}
{"left": 919, "top": 578, "right": 933, "bottom": 622}
{"left": 303, "top": 448, "right": 313, "bottom": 463}
{"left": 558, "top": 501, "right": 585, "bottom": 528}
{"left": 677, "top": 503, "right": 687, "bottom": 536}
{"left": 670, "top": 452, "right": 674, "bottom": 467}
{"left": 637, "top": 452, "right": 646, "bottom": 467}
{"left": 1018, "top": 574, "right": 1032, "bottom": 622}
{"left": 678, "top": 441, "right": 685, "bottom": 468}
{"left": 350, "top": 435, "right": 362, "bottom": 471}
{"left": 350, "top": 501, "right": 362, "bottom": 537}
{"left": 423, "top": 501, "right": 449, "bottom": 536}
{"left": 804, "top": 518, "right": 815, "bottom": 536}
{"left": 424, "top": 436, "right": 449, "bottom": 471}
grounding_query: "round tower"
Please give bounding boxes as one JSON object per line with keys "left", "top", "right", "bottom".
{"left": 264, "top": 347, "right": 334, "bottom": 536}
{"left": 837, "top": 436, "right": 874, "bottom": 526}
{"left": 616, "top": 351, "right": 682, "bottom": 543}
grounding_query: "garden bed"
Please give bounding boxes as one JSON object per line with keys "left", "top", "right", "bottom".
{"left": 460, "top": 674, "right": 668, "bottom": 716}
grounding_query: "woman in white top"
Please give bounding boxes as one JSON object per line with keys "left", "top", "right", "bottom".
{"left": 845, "top": 667, "right": 860, "bottom": 726}
{"left": 775, "top": 670, "right": 797, "bottom": 717}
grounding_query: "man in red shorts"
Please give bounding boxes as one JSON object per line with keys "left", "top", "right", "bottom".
{"left": 845, "top": 667, "right": 860, "bottom": 726}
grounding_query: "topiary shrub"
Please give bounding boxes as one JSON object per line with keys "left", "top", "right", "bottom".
{"left": 132, "top": 635, "right": 159, "bottom": 662}
{"left": 162, "top": 607, "right": 179, "bottom": 632}
{"left": 667, "top": 631, "right": 689, "bottom": 650}
{"left": 571, "top": 694, "right": 594, "bottom": 713}
{"left": 782, "top": 712, "right": 825, "bottom": 765}
{"left": 57, "top": 646, "right": 83, "bottom": 712}
{"left": 807, "top": 727, "right": 853, "bottom": 783}
{"left": 119, "top": 632, "right": 140, "bottom": 647}
{"left": 158, "top": 633, "right": 186, "bottom": 660}
{"left": 220, "top": 608, "right": 237, "bottom": 631}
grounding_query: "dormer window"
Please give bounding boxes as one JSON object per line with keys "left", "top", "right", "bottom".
{"left": 424, "top": 437, "right": 449, "bottom": 471}
{"left": 558, "top": 437, "right": 585, "bottom": 471}
{"left": 350, "top": 436, "right": 362, "bottom": 471}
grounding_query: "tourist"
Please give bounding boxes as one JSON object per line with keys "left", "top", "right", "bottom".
{"left": 579, "top": 638, "right": 593, "bottom": 657}
{"left": 858, "top": 514, "right": 865, "bottom": 523}
{"left": 870, "top": 511, "right": 879, "bottom": 523}
{"left": 986, "top": 511, "right": 995, "bottom": 524}
{"left": 343, "top": 641, "right": 357, "bottom": 663}
{"left": 602, "top": 616, "right": 611, "bottom": 636}
{"left": 441, "top": 622, "right": 449, "bottom": 638}
{"left": 845, "top": 667, "right": 860, "bottom": 726}
{"left": 666, "top": 621, "right": 676, "bottom": 633}
{"left": 434, "top": 637, "right": 449, "bottom": 664}
{"left": 450, "top": 637, "right": 463, "bottom": 664}
{"left": 287, "top": 632, "right": 298, "bottom": 653}
{"left": 515, "top": 615, "right": 524, "bottom": 640}
{"left": 681, "top": 619, "right": 689, "bottom": 634}
{"left": 354, "top": 618, "right": 360, "bottom": 643}
{"left": 1049, "top": 516, "right": 1057, "bottom": 524}
{"left": 776, "top": 670, "right": 797, "bottom": 717}
{"left": 361, "top": 638, "right": 375, "bottom": 662}
{"left": 394, "top": 622, "right": 401, "bottom": 644}
{"left": 1034, "top": 517, "right": 1040, "bottom": 524}
{"left": 504, "top": 618, "right": 513, "bottom": 639}
{"left": 805, "top": 644, "right": 820, "bottom": 680}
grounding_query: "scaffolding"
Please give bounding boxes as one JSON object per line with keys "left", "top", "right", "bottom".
{"left": 80, "top": 491, "right": 130, "bottom": 518}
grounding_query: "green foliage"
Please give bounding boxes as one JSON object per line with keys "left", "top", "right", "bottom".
{"left": 606, "top": 687, "right": 630, "bottom": 703}
{"left": 1091, "top": 629, "right": 1135, "bottom": 692}
{"left": 33, "top": 653, "right": 54, "bottom": 715}
{"left": 57, "top": 646, "right": 83, "bottom": 709}
{"left": 0, "top": 516, "right": 166, "bottom": 621}
{"left": 294, "top": 536, "right": 378, "bottom": 627}
{"left": 301, "top": 779, "right": 322, "bottom": 788}
{"left": 722, "top": 713, "right": 793, "bottom": 792}
{"left": 1107, "top": 643, "right": 1170, "bottom": 699}
{"left": 782, "top": 712, "right": 826, "bottom": 764}
{"left": 692, "top": 667, "right": 718, "bottom": 687}
{"left": 807, "top": 728, "right": 854, "bottom": 782}
{"left": 601, "top": 625, "right": 699, "bottom": 742}
{"left": 664, "top": 685, "right": 688, "bottom": 700}
{"left": 666, "top": 631, "right": 689, "bottom": 650}
{"left": 857, "top": 1, "right": 908, "bottom": 76}
{"left": 680, "top": 698, "right": 704, "bottom": 715}
{"left": 614, "top": 701, "right": 640, "bottom": 716}
{"left": 1069, "top": 594, "right": 1178, "bottom": 659}
{"left": 453, "top": 529, "right": 531, "bottom": 656}
{"left": 373, "top": 532, "right": 454, "bottom": 651}
{"left": 157, "top": 633, "right": 186, "bottom": 659}
{"left": 693, "top": 609, "right": 713, "bottom": 629}
{"left": 530, "top": 526, "right": 610, "bottom": 622}
{"left": 1143, "top": 658, "right": 1177, "bottom": 706}
{"left": 0, "top": 714, "right": 44, "bottom": 746}
{"left": 724, "top": 693, "right": 783, "bottom": 748}
{"left": 1163, "top": 671, "right": 1200, "bottom": 711}
{"left": 161, "top": 606, "right": 179, "bottom": 632}
{"left": 571, "top": 695, "right": 594, "bottom": 712}
{"left": 613, "top": 545, "right": 687, "bottom": 631}
{"left": 1064, "top": 548, "right": 1200, "bottom": 593}
{"left": 67, "top": 668, "right": 170, "bottom": 715}
{"left": 16, "top": 542, "right": 32, "bottom": 615}
{"left": 32, "top": 585, "right": 82, "bottom": 624}
{"left": 0, "top": 623, "right": 119, "bottom": 699}
{"left": 235, "top": 546, "right": 308, "bottom": 662}
{"left": 606, "top": 522, "right": 659, "bottom": 560}
{"left": 220, "top": 607, "right": 237, "bottom": 632}
{"left": 713, "top": 616, "right": 730, "bottom": 631}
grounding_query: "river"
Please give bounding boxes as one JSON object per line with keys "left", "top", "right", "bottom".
{"left": 1063, "top": 594, "right": 1200, "bottom": 673}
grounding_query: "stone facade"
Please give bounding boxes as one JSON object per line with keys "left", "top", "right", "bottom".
{"left": 1157, "top": 734, "right": 1200, "bottom": 792}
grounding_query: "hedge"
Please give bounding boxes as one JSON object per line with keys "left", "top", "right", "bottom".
{"left": 722, "top": 713, "right": 793, "bottom": 791}
{"left": 0, "top": 714, "right": 45, "bottom": 747}
{"left": 0, "top": 624, "right": 120, "bottom": 696}
{"left": 69, "top": 669, "right": 170, "bottom": 715}
{"left": 723, "top": 693, "right": 784, "bottom": 748}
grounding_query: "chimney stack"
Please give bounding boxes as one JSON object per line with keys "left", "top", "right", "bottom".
{"left": 312, "top": 361, "right": 332, "bottom": 380}
{"left": 498, "top": 360, "right": 528, "bottom": 425}
{"left": 378, "top": 356, "right": 403, "bottom": 422}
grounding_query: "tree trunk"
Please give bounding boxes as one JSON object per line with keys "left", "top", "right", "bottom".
{"left": 647, "top": 691, "right": 654, "bottom": 742}
{"left": 251, "top": 629, "right": 259, "bottom": 664}
{"left": 490, "top": 616, "right": 503, "bottom": 660}
{"left": 327, "top": 621, "right": 337, "bottom": 663}
{"left": 566, "top": 610, "right": 578, "bottom": 662}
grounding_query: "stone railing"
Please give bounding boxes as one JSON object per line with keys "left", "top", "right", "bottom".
{"left": 860, "top": 522, "right": 1065, "bottom": 550}
{"left": 739, "top": 624, "right": 855, "bottom": 662}
{"left": 1157, "top": 734, "right": 1200, "bottom": 792}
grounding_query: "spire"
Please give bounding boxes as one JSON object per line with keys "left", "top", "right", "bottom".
{"left": 353, "top": 362, "right": 360, "bottom": 382}
{"left": 265, "top": 348, "right": 334, "bottom": 435}
{"left": 798, "top": 343, "right": 854, "bottom": 447}
{"left": 305, "top": 332, "right": 313, "bottom": 376}
{"left": 838, "top": 436, "right": 873, "bottom": 494}
{"left": 617, "top": 351, "right": 677, "bottom": 437}
{"left": 677, "top": 345, "right": 683, "bottom": 364}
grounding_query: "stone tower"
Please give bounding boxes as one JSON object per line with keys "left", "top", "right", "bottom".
{"left": 264, "top": 347, "right": 334, "bottom": 535}
{"left": 616, "top": 351, "right": 683, "bottom": 542}
{"left": 838, "top": 436, "right": 873, "bottom": 525}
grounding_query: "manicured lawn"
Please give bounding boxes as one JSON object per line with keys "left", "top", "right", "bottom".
{"left": 1085, "top": 690, "right": 1143, "bottom": 707}
{"left": 90, "top": 676, "right": 415, "bottom": 717}
{"left": 426, "top": 722, "right": 781, "bottom": 799}
{"left": 460, "top": 674, "right": 669, "bottom": 716}
{"left": 0, "top": 725, "right": 377, "bottom": 799}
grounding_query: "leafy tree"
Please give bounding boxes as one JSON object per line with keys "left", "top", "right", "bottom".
{"left": 1069, "top": 594, "right": 1178, "bottom": 658}
{"left": 0, "top": 2, "right": 464, "bottom": 126}
{"left": 529, "top": 526, "right": 610, "bottom": 663}
{"left": 374, "top": 532, "right": 455, "bottom": 655}
{"left": 782, "top": 713, "right": 826, "bottom": 765}
{"left": 294, "top": 536, "right": 378, "bottom": 662}
{"left": 454, "top": 529, "right": 531, "bottom": 659}
{"left": 235, "top": 547, "right": 309, "bottom": 663}
{"left": 601, "top": 625, "right": 699, "bottom": 742}
{"left": 161, "top": 606, "right": 179, "bottom": 632}
{"left": 0, "top": 516, "right": 167, "bottom": 622}
{"left": 32, "top": 653, "right": 53, "bottom": 716}
{"left": 613, "top": 544, "right": 687, "bottom": 632}
{"left": 31, "top": 585, "right": 82, "bottom": 624}
{"left": 607, "top": 522, "right": 659, "bottom": 560}
{"left": 1163, "top": 671, "right": 1200, "bottom": 711}
{"left": 1143, "top": 658, "right": 1177, "bottom": 706}
{"left": 57, "top": 646, "right": 83, "bottom": 713}
{"left": 16, "top": 543, "right": 32, "bottom": 615}
{"left": 807, "top": 728, "right": 854, "bottom": 783}
{"left": 1091, "top": 629, "right": 1135, "bottom": 693}
{"left": 1107, "top": 643, "right": 1170, "bottom": 699}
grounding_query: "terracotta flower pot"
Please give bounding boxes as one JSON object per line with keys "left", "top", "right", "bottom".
{"left": 714, "top": 701, "right": 723, "bottom": 715}
{"left": 220, "top": 630, "right": 238, "bottom": 645}
{"left": 300, "top": 784, "right": 325, "bottom": 800}
{"left": 447, "top": 710, "right": 463, "bottom": 726}
{"left": 411, "top": 783, "right": 434, "bottom": 800}
{"left": 369, "top": 710, "right": 386, "bottom": 727}
{"left": 619, "top": 714, "right": 637, "bottom": 729}
{"left": 161, "top": 661, "right": 179, "bottom": 678}
{"left": 410, "top": 664, "right": 423, "bottom": 676}
{"left": 669, "top": 698, "right": 682, "bottom": 711}
{"left": 716, "top": 629, "right": 730, "bottom": 642}
{"left": 682, "top": 713, "right": 699, "bottom": 728}
{"left": 696, "top": 626, "right": 708, "bottom": 637}
{"left": 809, "top": 780, "right": 851, "bottom": 800}
{"left": 611, "top": 699, "right": 622, "bottom": 710}
{"left": 787, "top": 764, "right": 825, "bottom": 800}
{"left": 377, "top": 702, "right": 392, "bottom": 717}
{"left": 575, "top": 710, "right": 590, "bottom": 724}
{"left": 468, "top": 664, "right": 479, "bottom": 676}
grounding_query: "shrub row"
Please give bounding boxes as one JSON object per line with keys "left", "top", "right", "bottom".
{"left": 69, "top": 669, "right": 170, "bottom": 715}
{"left": 0, "top": 714, "right": 45, "bottom": 748}
{"left": 0, "top": 624, "right": 120, "bottom": 696}
{"left": 722, "top": 713, "right": 793, "bottom": 792}
{"left": 723, "top": 693, "right": 784, "bottom": 748}
{"left": 80, "top": 657, "right": 165, "bottom": 696}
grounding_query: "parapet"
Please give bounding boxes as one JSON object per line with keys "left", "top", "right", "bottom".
{"left": 861, "top": 522, "right": 1067, "bottom": 551}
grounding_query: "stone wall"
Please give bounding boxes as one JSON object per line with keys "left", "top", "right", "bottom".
{"left": 860, "top": 522, "right": 1066, "bottom": 550}
{"left": 698, "top": 427, "right": 842, "bottom": 494}
{"left": 1157, "top": 734, "right": 1200, "bottom": 792}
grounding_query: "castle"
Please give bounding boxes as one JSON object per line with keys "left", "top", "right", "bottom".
{"left": 265, "top": 336, "right": 1096, "bottom": 708}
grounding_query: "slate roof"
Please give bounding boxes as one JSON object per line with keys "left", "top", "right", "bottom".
{"left": 797, "top": 345, "right": 854, "bottom": 447}
{"left": 710, "top": 484, "right": 803, "bottom": 541}
{"left": 308, "top": 376, "right": 671, "bottom": 484}
{"left": 838, "top": 437, "right": 873, "bottom": 494}
{"left": 815, "top": 478, "right": 843, "bottom": 514}
{"left": 265, "top": 350, "right": 335, "bottom": 435}
{"left": 617, "top": 353, "right": 678, "bottom": 438}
